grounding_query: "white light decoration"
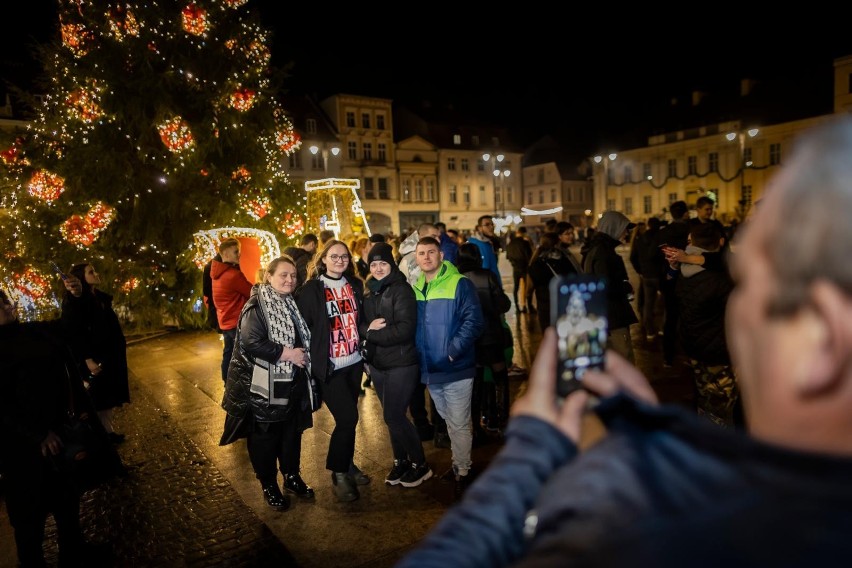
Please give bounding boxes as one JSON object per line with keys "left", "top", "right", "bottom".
{"left": 521, "top": 206, "right": 564, "bottom": 216}
{"left": 191, "top": 227, "right": 281, "bottom": 269}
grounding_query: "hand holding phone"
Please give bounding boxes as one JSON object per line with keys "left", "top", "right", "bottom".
{"left": 50, "top": 261, "right": 68, "bottom": 280}
{"left": 550, "top": 275, "right": 609, "bottom": 398}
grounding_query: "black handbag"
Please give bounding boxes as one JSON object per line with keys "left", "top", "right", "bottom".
{"left": 52, "top": 364, "right": 125, "bottom": 492}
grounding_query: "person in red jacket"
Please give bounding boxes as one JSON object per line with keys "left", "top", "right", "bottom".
{"left": 212, "top": 238, "right": 253, "bottom": 381}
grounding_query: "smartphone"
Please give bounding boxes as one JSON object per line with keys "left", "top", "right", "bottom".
{"left": 549, "top": 274, "right": 609, "bottom": 398}
{"left": 50, "top": 261, "right": 68, "bottom": 280}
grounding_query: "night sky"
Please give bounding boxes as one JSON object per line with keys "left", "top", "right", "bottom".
{"left": 5, "top": 2, "right": 852, "bottom": 153}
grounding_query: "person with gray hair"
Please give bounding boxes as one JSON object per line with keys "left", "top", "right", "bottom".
{"left": 397, "top": 116, "right": 852, "bottom": 568}
{"left": 580, "top": 210, "right": 638, "bottom": 362}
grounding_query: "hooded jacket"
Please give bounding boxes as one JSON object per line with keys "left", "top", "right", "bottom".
{"left": 211, "top": 259, "right": 253, "bottom": 331}
{"left": 413, "top": 261, "right": 484, "bottom": 384}
{"left": 359, "top": 268, "right": 419, "bottom": 371}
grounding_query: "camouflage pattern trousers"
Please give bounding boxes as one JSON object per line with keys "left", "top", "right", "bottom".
{"left": 687, "top": 360, "right": 740, "bottom": 428}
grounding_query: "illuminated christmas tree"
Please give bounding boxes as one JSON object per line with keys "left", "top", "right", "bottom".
{"left": 0, "top": 0, "right": 302, "bottom": 327}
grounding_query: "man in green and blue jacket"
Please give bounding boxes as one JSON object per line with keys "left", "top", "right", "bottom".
{"left": 413, "top": 237, "right": 484, "bottom": 491}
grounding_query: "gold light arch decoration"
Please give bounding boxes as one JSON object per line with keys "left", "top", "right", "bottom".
{"left": 304, "top": 178, "right": 371, "bottom": 240}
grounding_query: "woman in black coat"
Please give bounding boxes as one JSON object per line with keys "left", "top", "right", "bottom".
{"left": 61, "top": 263, "right": 130, "bottom": 443}
{"left": 359, "top": 243, "right": 432, "bottom": 488}
{"left": 456, "top": 243, "right": 512, "bottom": 434}
{"left": 221, "top": 256, "right": 316, "bottom": 511}
{"left": 528, "top": 232, "right": 580, "bottom": 332}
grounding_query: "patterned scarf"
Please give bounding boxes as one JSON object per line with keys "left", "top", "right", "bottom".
{"left": 251, "top": 283, "right": 312, "bottom": 405}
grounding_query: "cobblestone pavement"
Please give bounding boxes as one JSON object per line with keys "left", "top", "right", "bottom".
{"left": 0, "top": 249, "right": 694, "bottom": 567}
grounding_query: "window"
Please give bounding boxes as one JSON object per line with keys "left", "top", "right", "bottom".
{"left": 607, "top": 198, "right": 615, "bottom": 210}
{"left": 463, "top": 185, "right": 471, "bottom": 205}
{"left": 687, "top": 156, "right": 697, "bottom": 175}
{"left": 415, "top": 179, "right": 423, "bottom": 202}
{"left": 362, "top": 143, "right": 372, "bottom": 161}
{"left": 472, "top": 135, "right": 479, "bottom": 145}
{"left": 449, "top": 185, "right": 457, "bottom": 204}
{"left": 624, "top": 197, "right": 633, "bottom": 215}
{"left": 623, "top": 165, "right": 633, "bottom": 183}
{"left": 643, "top": 195, "right": 652, "bottom": 214}
{"left": 447, "top": 157, "right": 456, "bottom": 171}
{"left": 479, "top": 185, "right": 487, "bottom": 205}
{"left": 565, "top": 187, "right": 572, "bottom": 202}
{"left": 642, "top": 162, "right": 652, "bottom": 179}
{"left": 744, "top": 147, "right": 753, "bottom": 167}
{"left": 289, "top": 151, "right": 302, "bottom": 169}
{"left": 668, "top": 192, "right": 678, "bottom": 204}
{"left": 708, "top": 152, "right": 719, "bottom": 173}
{"left": 770, "top": 143, "right": 781, "bottom": 165}
{"left": 306, "top": 118, "right": 317, "bottom": 134}
{"left": 311, "top": 153, "right": 322, "bottom": 170}
{"left": 506, "top": 186, "right": 513, "bottom": 204}
{"left": 453, "top": 134, "right": 461, "bottom": 145}
{"left": 539, "top": 190, "right": 544, "bottom": 204}
{"left": 378, "top": 178, "right": 389, "bottom": 199}
{"left": 667, "top": 159, "right": 677, "bottom": 178}
{"left": 364, "top": 177, "right": 375, "bottom": 199}
{"left": 742, "top": 185, "right": 753, "bottom": 206}
{"left": 537, "top": 170, "right": 545, "bottom": 184}
{"left": 477, "top": 160, "right": 485, "bottom": 172}
{"left": 551, "top": 188, "right": 557, "bottom": 202}
{"left": 527, "top": 191, "right": 533, "bottom": 203}
{"left": 402, "top": 179, "right": 411, "bottom": 202}
{"left": 347, "top": 141, "right": 357, "bottom": 159}
{"left": 378, "top": 143, "right": 387, "bottom": 161}
{"left": 426, "top": 180, "right": 436, "bottom": 201}
{"left": 376, "top": 114, "right": 385, "bottom": 130}
{"left": 361, "top": 113, "right": 370, "bottom": 128}
{"left": 345, "top": 112, "right": 355, "bottom": 128}
{"left": 461, "top": 158, "right": 469, "bottom": 172}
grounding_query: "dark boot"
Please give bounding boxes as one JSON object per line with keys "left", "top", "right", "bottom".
{"left": 283, "top": 473, "right": 315, "bottom": 499}
{"left": 331, "top": 472, "right": 359, "bottom": 502}
{"left": 261, "top": 482, "right": 290, "bottom": 511}
{"left": 348, "top": 462, "right": 371, "bottom": 485}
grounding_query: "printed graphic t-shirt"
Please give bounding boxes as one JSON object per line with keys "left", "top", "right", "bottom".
{"left": 320, "top": 274, "right": 361, "bottom": 371}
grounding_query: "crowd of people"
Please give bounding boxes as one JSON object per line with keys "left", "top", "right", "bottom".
{"left": 8, "top": 117, "right": 852, "bottom": 565}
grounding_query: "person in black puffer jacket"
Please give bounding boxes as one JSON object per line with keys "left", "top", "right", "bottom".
{"left": 359, "top": 243, "right": 432, "bottom": 488}
{"left": 456, "top": 243, "right": 512, "bottom": 435}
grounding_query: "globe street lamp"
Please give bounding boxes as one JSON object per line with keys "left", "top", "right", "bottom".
{"left": 482, "top": 152, "right": 511, "bottom": 217}
{"left": 309, "top": 143, "right": 340, "bottom": 176}
{"left": 725, "top": 127, "right": 759, "bottom": 218}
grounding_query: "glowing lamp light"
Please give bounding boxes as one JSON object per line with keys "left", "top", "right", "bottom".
{"left": 27, "top": 170, "right": 66, "bottom": 202}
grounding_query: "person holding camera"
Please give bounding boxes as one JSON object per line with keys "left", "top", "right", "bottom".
{"left": 359, "top": 243, "right": 431, "bottom": 488}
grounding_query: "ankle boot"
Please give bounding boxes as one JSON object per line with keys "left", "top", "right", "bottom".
{"left": 261, "top": 482, "right": 290, "bottom": 511}
{"left": 331, "top": 471, "right": 359, "bottom": 502}
{"left": 347, "top": 462, "right": 371, "bottom": 485}
{"left": 284, "top": 473, "right": 315, "bottom": 499}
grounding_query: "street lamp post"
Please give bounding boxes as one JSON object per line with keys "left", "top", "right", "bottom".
{"left": 592, "top": 152, "right": 617, "bottom": 217}
{"left": 309, "top": 143, "right": 340, "bottom": 176}
{"left": 482, "top": 152, "right": 510, "bottom": 218}
{"left": 725, "top": 127, "right": 759, "bottom": 219}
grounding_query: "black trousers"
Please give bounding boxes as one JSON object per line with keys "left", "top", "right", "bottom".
{"left": 371, "top": 363, "right": 425, "bottom": 464}
{"left": 409, "top": 380, "right": 446, "bottom": 433}
{"left": 317, "top": 362, "right": 363, "bottom": 472}
{"left": 660, "top": 278, "right": 680, "bottom": 365}
{"left": 246, "top": 419, "right": 303, "bottom": 484}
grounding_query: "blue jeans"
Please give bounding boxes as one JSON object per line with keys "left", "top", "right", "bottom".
{"left": 221, "top": 328, "right": 237, "bottom": 382}
{"left": 427, "top": 378, "right": 473, "bottom": 475}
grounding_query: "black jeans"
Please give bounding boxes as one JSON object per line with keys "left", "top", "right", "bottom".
{"left": 246, "top": 419, "right": 303, "bottom": 484}
{"left": 409, "top": 380, "right": 446, "bottom": 433}
{"left": 221, "top": 328, "right": 237, "bottom": 382}
{"left": 371, "top": 363, "right": 425, "bottom": 464}
{"left": 318, "top": 362, "right": 363, "bottom": 472}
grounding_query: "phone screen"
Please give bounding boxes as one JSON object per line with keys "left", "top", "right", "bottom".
{"left": 549, "top": 274, "right": 608, "bottom": 398}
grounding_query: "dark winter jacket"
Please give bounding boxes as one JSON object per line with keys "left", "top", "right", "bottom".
{"left": 458, "top": 265, "right": 511, "bottom": 350}
{"left": 61, "top": 288, "right": 130, "bottom": 410}
{"left": 413, "top": 261, "right": 484, "bottom": 385}
{"left": 528, "top": 247, "right": 580, "bottom": 331}
{"left": 629, "top": 228, "right": 665, "bottom": 280}
{"left": 581, "top": 232, "right": 638, "bottom": 330}
{"left": 675, "top": 266, "right": 734, "bottom": 365}
{"left": 505, "top": 237, "right": 533, "bottom": 274}
{"left": 283, "top": 246, "right": 312, "bottom": 288}
{"left": 211, "top": 259, "right": 253, "bottom": 330}
{"left": 222, "top": 291, "right": 309, "bottom": 423}
{"left": 295, "top": 273, "right": 364, "bottom": 382}
{"left": 397, "top": 393, "right": 852, "bottom": 568}
{"left": 359, "top": 269, "right": 419, "bottom": 371}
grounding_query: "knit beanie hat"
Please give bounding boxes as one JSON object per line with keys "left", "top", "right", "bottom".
{"left": 367, "top": 242, "right": 396, "bottom": 266}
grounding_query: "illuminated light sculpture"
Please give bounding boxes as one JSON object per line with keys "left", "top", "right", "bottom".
{"left": 157, "top": 116, "right": 195, "bottom": 153}
{"left": 181, "top": 3, "right": 209, "bottom": 36}
{"left": 192, "top": 227, "right": 281, "bottom": 269}
{"left": 229, "top": 87, "right": 257, "bottom": 111}
{"left": 27, "top": 170, "right": 66, "bottom": 203}
{"left": 108, "top": 6, "right": 140, "bottom": 40}
{"left": 304, "top": 178, "right": 371, "bottom": 240}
